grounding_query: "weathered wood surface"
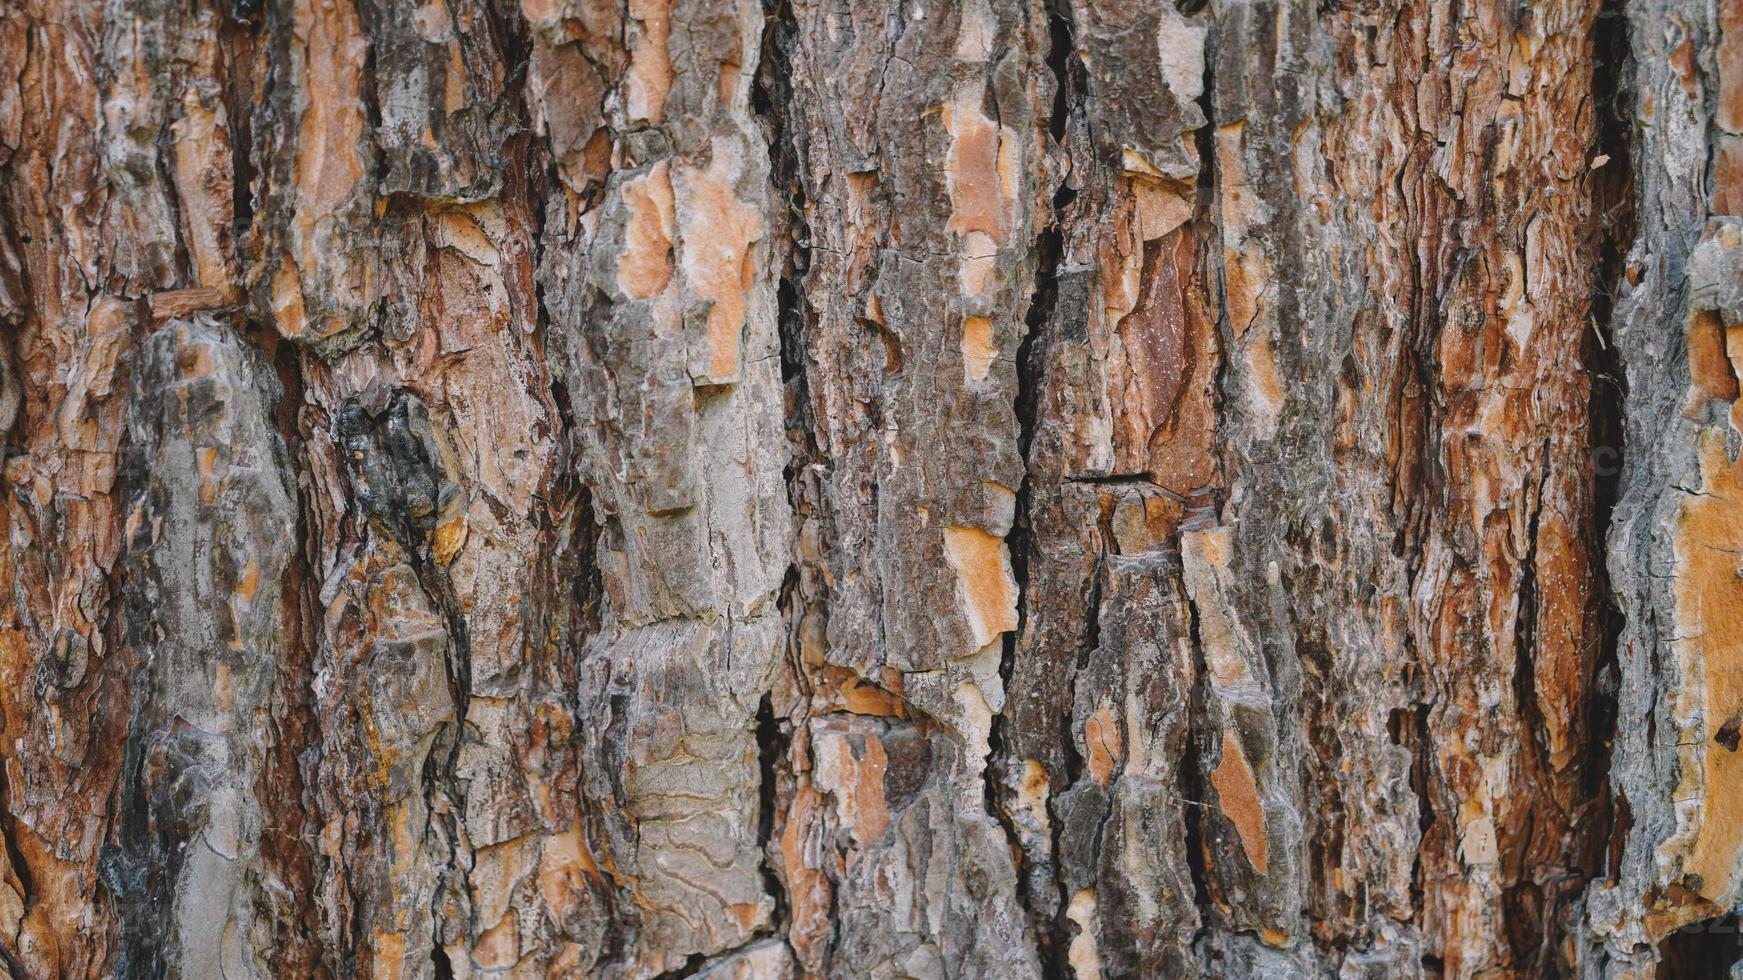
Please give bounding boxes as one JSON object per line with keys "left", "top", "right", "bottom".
{"left": 0, "top": 0, "right": 1737, "bottom": 976}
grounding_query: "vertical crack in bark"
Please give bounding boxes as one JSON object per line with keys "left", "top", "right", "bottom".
{"left": 0, "top": 211, "right": 29, "bottom": 961}
{"left": 333, "top": 391, "right": 475, "bottom": 970}
{"left": 0, "top": 759, "right": 29, "bottom": 927}
{"left": 753, "top": 0, "right": 805, "bottom": 964}
{"left": 1404, "top": 697, "right": 1436, "bottom": 911}
{"left": 1181, "top": 2, "right": 1218, "bottom": 953}
{"left": 755, "top": 0, "right": 810, "bottom": 398}
{"left": 1505, "top": 459, "right": 1550, "bottom": 967}
{"left": 991, "top": 0, "right": 1076, "bottom": 968}
{"left": 423, "top": 563, "right": 470, "bottom": 980}
{"left": 255, "top": 329, "right": 327, "bottom": 976}
{"left": 1178, "top": 587, "right": 1213, "bottom": 930}
{"left": 150, "top": 122, "right": 195, "bottom": 291}
{"left": 219, "top": 4, "right": 261, "bottom": 251}
{"left": 753, "top": 688, "right": 789, "bottom": 922}
{"left": 1585, "top": 0, "right": 1633, "bottom": 842}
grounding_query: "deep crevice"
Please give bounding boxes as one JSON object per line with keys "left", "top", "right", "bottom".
{"left": 1573, "top": 0, "right": 1634, "bottom": 960}
{"left": 252, "top": 331, "right": 329, "bottom": 976}
{"left": 1179, "top": 0, "right": 1220, "bottom": 952}
{"left": 1406, "top": 699, "right": 1435, "bottom": 914}
{"left": 0, "top": 694, "right": 32, "bottom": 919}
{"left": 218, "top": 18, "right": 260, "bottom": 296}
{"left": 990, "top": 0, "right": 1077, "bottom": 971}
{"left": 750, "top": 0, "right": 807, "bottom": 960}
{"left": 1656, "top": 915, "right": 1743, "bottom": 979}
{"left": 754, "top": 0, "right": 810, "bottom": 392}
{"left": 1542, "top": 0, "right": 1635, "bottom": 963}
{"left": 0, "top": 692, "right": 28, "bottom": 974}
{"left": 649, "top": 952, "right": 709, "bottom": 980}
{"left": 754, "top": 691, "right": 790, "bottom": 928}
{"left": 1504, "top": 464, "right": 1554, "bottom": 972}
{"left": 1178, "top": 590, "right": 1214, "bottom": 923}
{"left": 1584, "top": 0, "right": 1633, "bottom": 814}
{"left": 334, "top": 391, "right": 476, "bottom": 971}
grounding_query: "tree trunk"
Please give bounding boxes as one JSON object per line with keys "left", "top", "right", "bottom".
{"left": 0, "top": 0, "right": 1736, "bottom": 975}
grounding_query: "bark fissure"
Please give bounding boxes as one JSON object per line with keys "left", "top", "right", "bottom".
{"left": 256, "top": 330, "right": 326, "bottom": 975}
{"left": 5, "top": 0, "right": 1740, "bottom": 974}
{"left": 991, "top": 0, "right": 1074, "bottom": 957}
{"left": 1584, "top": 0, "right": 1633, "bottom": 821}
{"left": 1178, "top": 579, "right": 1213, "bottom": 921}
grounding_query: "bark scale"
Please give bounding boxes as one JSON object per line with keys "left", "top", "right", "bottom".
{"left": 0, "top": 0, "right": 1735, "bottom": 976}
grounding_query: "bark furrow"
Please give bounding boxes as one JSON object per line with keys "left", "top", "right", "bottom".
{"left": 0, "top": 0, "right": 1738, "bottom": 976}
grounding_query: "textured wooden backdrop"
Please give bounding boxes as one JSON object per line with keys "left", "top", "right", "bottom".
{"left": 0, "top": 0, "right": 1737, "bottom": 976}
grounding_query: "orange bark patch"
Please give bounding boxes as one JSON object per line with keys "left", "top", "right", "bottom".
{"left": 1109, "top": 492, "right": 1184, "bottom": 553}
{"left": 1243, "top": 328, "right": 1285, "bottom": 429}
{"left": 1675, "top": 428, "right": 1743, "bottom": 900}
{"left": 780, "top": 783, "right": 833, "bottom": 971}
{"left": 1181, "top": 527, "right": 1253, "bottom": 688}
{"left": 618, "top": 163, "right": 675, "bottom": 300}
{"left": 1719, "top": 0, "right": 1743, "bottom": 135}
{"left": 717, "top": 60, "right": 740, "bottom": 106}
{"left": 1211, "top": 730, "right": 1268, "bottom": 873}
{"left": 1010, "top": 758, "right": 1052, "bottom": 840}
{"left": 148, "top": 288, "right": 235, "bottom": 321}
{"left": 271, "top": 259, "right": 312, "bottom": 340}
{"left": 1084, "top": 706, "right": 1122, "bottom": 785}
{"left": 197, "top": 446, "right": 219, "bottom": 506}
{"left": 371, "top": 929, "right": 408, "bottom": 979}
{"left": 1686, "top": 309, "right": 1739, "bottom": 408}
{"left": 170, "top": 89, "right": 237, "bottom": 292}
{"left": 625, "top": 0, "right": 672, "bottom": 124}
{"left": 539, "top": 821, "right": 604, "bottom": 921}
{"left": 729, "top": 902, "right": 761, "bottom": 931}
{"left": 1643, "top": 885, "right": 1726, "bottom": 943}
{"left": 961, "top": 315, "right": 995, "bottom": 383}
{"left": 678, "top": 146, "right": 763, "bottom": 383}
{"left": 433, "top": 509, "right": 468, "bottom": 565}
{"left": 1714, "top": 137, "right": 1743, "bottom": 217}
{"left": 1213, "top": 124, "right": 1282, "bottom": 433}
{"left": 518, "top": 0, "right": 558, "bottom": 25}
{"left": 1529, "top": 508, "right": 1589, "bottom": 772}
{"left": 942, "top": 525, "right": 1019, "bottom": 648}
{"left": 852, "top": 737, "right": 890, "bottom": 845}
{"left": 294, "top": 0, "right": 368, "bottom": 218}
{"left": 1215, "top": 126, "right": 1266, "bottom": 334}
{"left": 815, "top": 728, "right": 891, "bottom": 848}
{"left": 825, "top": 666, "right": 908, "bottom": 717}
{"left": 471, "top": 910, "right": 518, "bottom": 969}
{"left": 233, "top": 562, "right": 260, "bottom": 604}
{"left": 1066, "top": 889, "right": 1104, "bottom": 979}
{"left": 944, "top": 86, "right": 1016, "bottom": 247}
{"left": 278, "top": 0, "right": 371, "bottom": 342}
{"left": 1111, "top": 230, "right": 1192, "bottom": 469}
{"left": 1131, "top": 177, "right": 1194, "bottom": 243}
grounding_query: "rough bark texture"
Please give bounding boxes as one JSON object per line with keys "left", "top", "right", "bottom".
{"left": 0, "top": 0, "right": 1739, "bottom": 976}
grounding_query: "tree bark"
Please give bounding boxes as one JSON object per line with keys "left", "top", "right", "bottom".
{"left": 0, "top": 0, "right": 1736, "bottom": 976}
